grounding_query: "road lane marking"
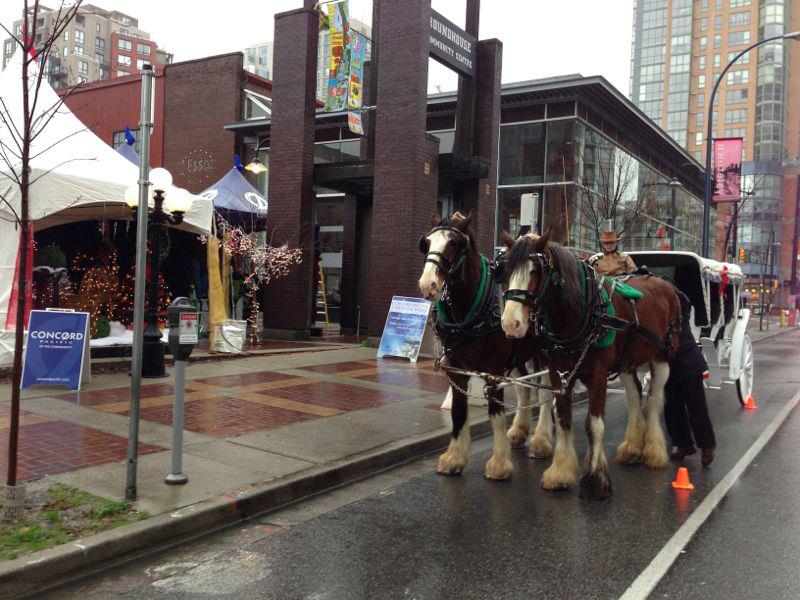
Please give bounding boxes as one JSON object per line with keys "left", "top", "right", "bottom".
{"left": 620, "top": 388, "right": 800, "bottom": 600}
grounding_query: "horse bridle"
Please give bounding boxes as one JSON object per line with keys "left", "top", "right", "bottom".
{"left": 418, "top": 226, "right": 471, "bottom": 279}
{"left": 502, "top": 251, "right": 552, "bottom": 313}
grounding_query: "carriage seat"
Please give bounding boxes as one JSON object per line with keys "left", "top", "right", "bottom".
{"left": 604, "top": 276, "right": 644, "bottom": 300}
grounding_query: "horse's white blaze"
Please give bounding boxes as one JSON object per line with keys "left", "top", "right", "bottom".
{"left": 643, "top": 361, "right": 670, "bottom": 469}
{"left": 541, "top": 406, "right": 578, "bottom": 489}
{"left": 616, "top": 372, "right": 646, "bottom": 463}
{"left": 529, "top": 384, "right": 554, "bottom": 459}
{"left": 418, "top": 230, "right": 449, "bottom": 300}
{"left": 588, "top": 415, "right": 607, "bottom": 472}
{"left": 501, "top": 261, "right": 532, "bottom": 338}
{"left": 485, "top": 413, "right": 513, "bottom": 479}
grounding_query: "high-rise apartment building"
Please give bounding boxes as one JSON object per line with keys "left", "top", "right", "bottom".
{"left": 630, "top": 0, "right": 800, "bottom": 296}
{"left": 244, "top": 18, "right": 371, "bottom": 101}
{"left": 2, "top": 4, "right": 170, "bottom": 88}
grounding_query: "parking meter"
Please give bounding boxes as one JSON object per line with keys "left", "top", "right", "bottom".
{"left": 165, "top": 297, "right": 198, "bottom": 485}
{"left": 168, "top": 297, "right": 199, "bottom": 361}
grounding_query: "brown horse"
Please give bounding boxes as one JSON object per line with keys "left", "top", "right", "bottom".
{"left": 418, "top": 213, "right": 554, "bottom": 479}
{"left": 500, "top": 231, "right": 681, "bottom": 500}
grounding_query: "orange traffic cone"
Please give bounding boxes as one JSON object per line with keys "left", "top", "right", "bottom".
{"left": 744, "top": 396, "right": 757, "bottom": 410}
{"left": 671, "top": 467, "right": 694, "bottom": 490}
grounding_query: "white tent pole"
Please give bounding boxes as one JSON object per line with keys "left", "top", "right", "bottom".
{"left": 126, "top": 65, "right": 155, "bottom": 501}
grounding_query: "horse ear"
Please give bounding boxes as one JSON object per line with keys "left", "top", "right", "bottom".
{"left": 535, "top": 226, "right": 552, "bottom": 252}
{"left": 458, "top": 212, "right": 473, "bottom": 229}
{"left": 501, "top": 230, "right": 516, "bottom": 249}
{"left": 430, "top": 211, "right": 440, "bottom": 227}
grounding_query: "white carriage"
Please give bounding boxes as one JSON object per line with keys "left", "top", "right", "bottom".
{"left": 628, "top": 251, "right": 754, "bottom": 406}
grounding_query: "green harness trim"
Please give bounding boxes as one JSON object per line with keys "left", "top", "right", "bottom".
{"left": 604, "top": 276, "right": 644, "bottom": 300}
{"left": 436, "top": 254, "right": 488, "bottom": 323}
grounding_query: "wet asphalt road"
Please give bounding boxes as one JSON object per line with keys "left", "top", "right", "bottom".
{"left": 41, "top": 329, "right": 800, "bottom": 600}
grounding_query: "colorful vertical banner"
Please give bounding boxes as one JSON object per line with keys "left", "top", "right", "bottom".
{"left": 325, "top": 0, "right": 350, "bottom": 112}
{"left": 347, "top": 31, "right": 366, "bottom": 135}
{"left": 712, "top": 137, "right": 743, "bottom": 203}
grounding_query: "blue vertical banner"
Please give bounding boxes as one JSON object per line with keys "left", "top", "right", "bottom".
{"left": 347, "top": 31, "right": 366, "bottom": 135}
{"left": 377, "top": 297, "right": 432, "bottom": 363}
{"left": 21, "top": 310, "right": 90, "bottom": 391}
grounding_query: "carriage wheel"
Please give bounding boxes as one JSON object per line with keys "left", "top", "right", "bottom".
{"left": 735, "top": 333, "right": 754, "bottom": 407}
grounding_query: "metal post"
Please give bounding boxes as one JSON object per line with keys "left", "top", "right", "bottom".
{"left": 701, "top": 33, "right": 795, "bottom": 258}
{"left": 142, "top": 192, "right": 167, "bottom": 378}
{"left": 165, "top": 360, "right": 188, "bottom": 485}
{"left": 669, "top": 182, "right": 677, "bottom": 249}
{"left": 791, "top": 176, "right": 800, "bottom": 295}
{"left": 126, "top": 65, "right": 154, "bottom": 501}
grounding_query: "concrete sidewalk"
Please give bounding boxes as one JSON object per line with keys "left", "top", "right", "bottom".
{"left": 1, "top": 323, "right": 797, "bottom": 595}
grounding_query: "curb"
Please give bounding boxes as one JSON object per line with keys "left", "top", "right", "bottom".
{"left": 749, "top": 326, "right": 798, "bottom": 345}
{"left": 0, "top": 415, "right": 500, "bottom": 597}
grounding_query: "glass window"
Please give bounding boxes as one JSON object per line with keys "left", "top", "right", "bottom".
{"left": 698, "top": 55, "right": 706, "bottom": 69}
{"left": 699, "top": 17, "right": 707, "bottom": 31}
{"left": 701, "top": 0, "right": 708, "bottom": 10}
{"left": 545, "top": 121, "right": 575, "bottom": 183}
{"left": 498, "top": 187, "right": 540, "bottom": 242}
{"left": 78, "top": 60, "right": 88, "bottom": 75}
{"left": 714, "top": 35, "right": 722, "bottom": 49}
{"left": 714, "top": 54, "right": 721, "bottom": 68}
{"left": 696, "top": 112, "right": 704, "bottom": 127}
{"left": 729, "top": 0, "right": 750, "bottom": 6}
{"left": 137, "top": 42, "right": 150, "bottom": 55}
{"left": 116, "top": 70, "right": 128, "bottom": 77}
{"left": 3, "top": 39, "right": 14, "bottom": 56}
{"left": 136, "top": 58, "right": 147, "bottom": 70}
{"left": 118, "top": 38, "right": 132, "bottom": 51}
{"left": 74, "top": 45, "right": 83, "bottom": 55}
{"left": 499, "top": 123, "right": 545, "bottom": 185}
{"left": 728, "top": 30, "right": 750, "bottom": 46}
{"left": 75, "top": 30, "right": 84, "bottom": 44}
{"left": 726, "top": 88, "right": 748, "bottom": 103}
{"left": 725, "top": 108, "right": 747, "bottom": 124}
{"left": 63, "top": 30, "right": 69, "bottom": 41}
{"left": 696, "top": 93, "right": 705, "bottom": 108}
{"left": 699, "top": 36, "right": 707, "bottom": 50}
{"left": 63, "top": 46, "right": 68, "bottom": 57}
{"left": 714, "top": 15, "right": 722, "bottom": 29}
{"left": 117, "top": 54, "right": 131, "bottom": 66}
{"left": 95, "top": 37, "right": 105, "bottom": 49}
{"left": 96, "top": 23, "right": 101, "bottom": 33}
{"left": 728, "top": 51, "right": 748, "bottom": 65}
{"left": 729, "top": 11, "right": 750, "bottom": 27}
{"left": 695, "top": 132, "right": 703, "bottom": 146}
{"left": 726, "top": 70, "right": 749, "bottom": 85}
{"left": 698, "top": 74, "right": 706, "bottom": 88}
{"left": 95, "top": 52, "right": 104, "bottom": 62}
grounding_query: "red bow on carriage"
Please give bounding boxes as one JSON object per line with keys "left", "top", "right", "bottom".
{"left": 720, "top": 265, "right": 729, "bottom": 299}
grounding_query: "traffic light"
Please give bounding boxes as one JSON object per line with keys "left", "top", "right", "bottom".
{"left": 738, "top": 247, "right": 745, "bottom": 263}
{"left": 774, "top": 279, "right": 779, "bottom": 289}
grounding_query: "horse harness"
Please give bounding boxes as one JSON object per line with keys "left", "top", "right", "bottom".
{"left": 502, "top": 250, "right": 677, "bottom": 387}
{"left": 419, "top": 226, "right": 529, "bottom": 388}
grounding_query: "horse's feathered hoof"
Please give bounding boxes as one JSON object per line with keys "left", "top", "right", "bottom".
{"left": 528, "top": 434, "right": 553, "bottom": 459}
{"left": 506, "top": 425, "right": 529, "bottom": 449}
{"left": 484, "top": 456, "right": 513, "bottom": 480}
{"left": 579, "top": 471, "right": 613, "bottom": 501}
{"left": 643, "top": 442, "right": 669, "bottom": 470}
{"left": 615, "top": 441, "right": 643, "bottom": 465}
{"left": 436, "top": 451, "right": 467, "bottom": 476}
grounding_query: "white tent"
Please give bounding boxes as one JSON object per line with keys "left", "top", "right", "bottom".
{"left": 0, "top": 51, "right": 213, "bottom": 348}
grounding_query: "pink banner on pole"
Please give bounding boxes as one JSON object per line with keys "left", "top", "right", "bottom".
{"left": 713, "top": 137, "right": 743, "bottom": 203}
{"left": 5, "top": 225, "right": 34, "bottom": 330}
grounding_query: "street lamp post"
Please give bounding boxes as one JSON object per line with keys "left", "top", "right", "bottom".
{"left": 668, "top": 177, "right": 681, "bottom": 249}
{"left": 701, "top": 30, "right": 800, "bottom": 258}
{"left": 125, "top": 168, "right": 194, "bottom": 378}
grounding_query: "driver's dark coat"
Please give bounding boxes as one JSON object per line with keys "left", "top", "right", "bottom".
{"left": 669, "top": 290, "right": 708, "bottom": 383}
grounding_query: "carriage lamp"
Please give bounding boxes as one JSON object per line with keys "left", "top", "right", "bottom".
{"left": 124, "top": 168, "right": 194, "bottom": 378}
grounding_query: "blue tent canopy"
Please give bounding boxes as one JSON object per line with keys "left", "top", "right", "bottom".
{"left": 116, "top": 142, "right": 140, "bottom": 166}
{"left": 198, "top": 168, "right": 268, "bottom": 223}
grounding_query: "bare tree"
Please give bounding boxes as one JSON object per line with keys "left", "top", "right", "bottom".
{"left": 0, "top": 0, "right": 84, "bottom": 515}
{"left": 577, "top": 145, "right": 650, "bottom": 242}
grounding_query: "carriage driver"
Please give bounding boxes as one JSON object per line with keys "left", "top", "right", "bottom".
{"left": 588, "top": 229, "right": 637, "bottom": 277}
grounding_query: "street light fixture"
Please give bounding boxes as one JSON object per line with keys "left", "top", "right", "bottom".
{"left": 125, "top": 168, "right": 194, "bottom": 378}
{"left": 244, "top": 140, "right": 269, "bottom": 174}
{"left": 700, "top": 31, "right": 800, "bottom": 258}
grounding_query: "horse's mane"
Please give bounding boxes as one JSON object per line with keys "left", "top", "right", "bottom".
{"left": 506, "top": 236, "right": 583, "bottom": 314}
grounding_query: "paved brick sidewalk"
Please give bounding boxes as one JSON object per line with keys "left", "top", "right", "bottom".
{"left": 0, "top": 343, "right": 455, "bottom": 515}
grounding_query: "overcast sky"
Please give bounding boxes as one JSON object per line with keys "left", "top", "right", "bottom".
{"left": 1, "top": 1, "right": 634, "bottom": 95}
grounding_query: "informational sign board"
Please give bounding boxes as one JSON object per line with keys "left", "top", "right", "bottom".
{"left": 178, "top": 312, "right": 199, "bottom": 344}
{"left": 377, "top": 296, "right": 432, "bottom": 363}
{"left": 429, "top": 10, "right": 477, "bottom": 78}
{"left": 21, "top": 310, "right": 90, "bottom": 391}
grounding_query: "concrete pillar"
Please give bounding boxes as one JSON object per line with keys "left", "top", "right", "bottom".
{"left": 460, "top": 39, "right": 503, "bottom": 256}
{"left": 368, "top": 0, "right": 438, "bottom": 335}
{"left": 263, "top": 8, "right": 319, "bottom": 339}
{"left": 339, "top": 194, "right": 359, "bottom": 333}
